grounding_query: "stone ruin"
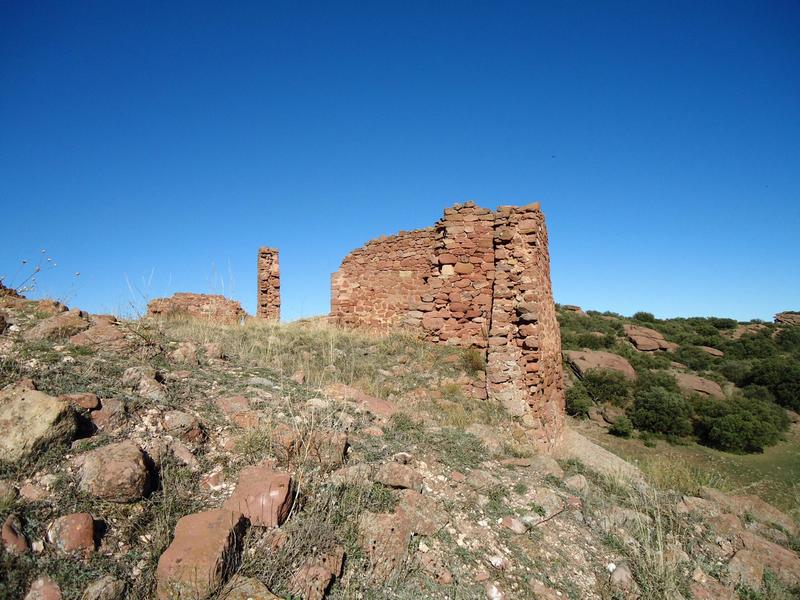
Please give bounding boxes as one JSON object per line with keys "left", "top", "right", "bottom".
{"left": 331, "top": 201, "right": 565, "bottom": 450}
{"left": 256, "top": 247, "right": 280, "bottom": 321}
{"left": 147, "top": 292, "right": 246, "bottom": 324}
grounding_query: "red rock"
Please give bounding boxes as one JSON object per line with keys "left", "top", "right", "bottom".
{"left": 564, "top": 350, "right": 637, "bottom": 381}
{"left": 697, "top": 345, "right": 724, "bottom": 358}
{"left": 2, "top": 514, "right": 28, "bottom": 553}
{"left": 304, "top": 430, "right": 348, "bottom": 470}
{"left": 90, "top": 398, "right": 126, "bottom": 430}
{"left": 501, "top": 516, "right": 526, "bottom": 534}
{"left": 156, "top": 509, "right": 248, "bottom": 599}
{"left": 79, "top": 441, "right": 150, "bottom": 502}
{"left": 222, "top": 466, "right": 293, "bottom": 527}
{"left": 289, "top": 546, "right": 345, "bottom": 600}
{"left": 256, "top": 247, "right": 280, "bottom": 320}
{"left": 23, "top": 308, "right": 89, "bottom": 341}
{"left": 215, "top": 395, "right": 250, "bottom": 417}
{"left": 223, "top": 576, "right": 280, "bottom": 599}
{"left": 24, "top": 576, "right": 62, "bottom": 600}
{"left": 47, "top": 513, "right": 95, "bottom": 555}
{"left": 324, "top": 383, "right": 397, "bottom": 418}
{"left": 19, "top": 483, "right": 48, "bottom": 501}
{"left": 376, "top": 462, "right": 423, "bottom": 491}
{"left": 162, "top": 410, "right": 203, "bottom": 443}
{"left": 59, "top": 392, "right": 100, "bottom": 410}
{"left": 624, "top": 324, "right": 678, "bottom": 352}
{"left": 396, "top": 490, "right": 447, "bottom": 535}
{"left": 359, "top": 511, "right": 412, "bottom": 583}
{"left": 69, "top": 318, "right": 129, "bottom": 352}
{"left": 674, "top": 373, "right": 724, "bottom": 398}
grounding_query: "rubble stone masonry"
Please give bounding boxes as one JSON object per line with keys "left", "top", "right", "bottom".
{"left": 331, "top": 202, "right": 565, "bottom": 450}
{"left": 257, "top": 247, "right": 280, "bottom": 321}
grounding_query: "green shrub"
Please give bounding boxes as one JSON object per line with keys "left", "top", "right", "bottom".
{"left": 693, "top": 395, "right": 789, "bottom": 453}
{"left": 722, "top": 330, "right": 780, "bottom": 360}
{"left": 740, "top": 357, "right": 800, "bottom": 411}
{"left": 634, "top": 370, "right": 680, "bottom": 395}
{"left": 718, "top": 360, "right": 751, "bottom": 386}
{"left": 632, "top": 311, "right": 656, "bottom": 322}
{"left": 674, "top": 346, "right": 714, "bottom": 371}
{"left": 574, "top": 332, "right": 615, "bottom": 350}
{"left": 609, "top": 415, "right": 633, "bottom": 437}
{"left": 629, "top": 386, "right": 693, "bottom": 438}
{"left": 776, "top": 327, "right": 800, "bottom": 353}
{"left": 581, "top": 369, "right": 632, "bottom": 406}
{"left": 565, "top": 382, "right": 592, "bottom": 418}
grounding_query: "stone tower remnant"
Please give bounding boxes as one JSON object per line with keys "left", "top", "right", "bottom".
{"left": 257, "top": 247, "right": 280, "bottom": 320}
{"left": 331, "top": 202, "right": 565, "bottom": 450}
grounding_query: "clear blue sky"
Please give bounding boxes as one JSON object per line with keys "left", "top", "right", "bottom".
{"left": 2, "top": 1, "right": 798, "bottom": 322}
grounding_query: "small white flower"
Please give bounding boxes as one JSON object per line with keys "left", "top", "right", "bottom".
{"left": 607, "top": 562, "right": 617, "bottom": 573}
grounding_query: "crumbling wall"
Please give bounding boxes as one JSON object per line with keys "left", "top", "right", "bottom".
{"left": 257, "top": 247, "right": 280, "bottom": 321}
{"left": 330, "top": 201, "right": 565, "bottom": 450}
{"left": 330, "top": 228, "right": 434, "bottom": 331}
{"left": 147, "top": 293, "right": 246, "bottom": 324}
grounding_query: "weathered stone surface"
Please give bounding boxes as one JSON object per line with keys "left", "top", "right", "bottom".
{"left": 699, "top": 487, "right": 798, "bottom": 536}
{"left": 697, "top": 345, "right": 724, "bottom": 357}
{"left": 79, "top": 441, "right": 150, "bottom": 502}
{"left": 376, "top": 462, "right": 423, "bottom": 491}
{"left": 162, "top": 410, "right": 203, "bottom": 443}
{"left": 90, "top": 398, "right": 126, "bottom": 431}
{"left": 222, "top": 466, "right": 293, "bottom": 527}
{"left": 623, "top": 324, "right": 678, "bottom": 352}
{"left": 2, "top": 513, "right": 28, "bottom": 553}
{"left": 396, "top": 489, "right": 448, "bottom": 535}
{"left": 289, "top": 546, "right": 345, "bottom": 600}
{"left": 0, "top": 384, "right": 76, "bottom": 462}
{"left": 553, "top": 428, "right": 644, "bottom": 483}
{"left": 527, "top": 454, "right": 565, "bottom": 479}
{"left": 69, "top": 316, "right": 129, "bottom": 352}
{"left": 775, "top": 311, "right": 800, "bottom": 326}
{"left": 304, "top": 430, "right": 348, "bottom": 470}
{"left": 148, "top": 293, "right": 246, "bottom": 324}
{"left": 565, "top": 350, "right": 637, "bottom": 381}
{"left": 359, "top": 511, "right": 412, "bottom": 583}
{"left": 169, "top": 342, "right": 198, "bottom": 364}
{"left": 223, "top": 576, "right": 280, "bottom": 600}
{"left": 674, "top": 373, "right": 724, "bottom": 399}
{"left": 47, "top": 512, "right": 95, "bottom": 555}
{"left": 80, "top": 576, "right": 126, "bottom": 600}
{"left": 156, "top": 509, "right": 248, "bottom": 600}
{"left": 324, "top": 383, "right": 397, "bottom": 418}
{"left": 23, "top": 308, "right": 89, "bottom": 341}
{"left": 60, "top": 392, "right": 100, "bottom": 410}
{"left": 256, "top": 247, "right": 280, "bottom": 320}
{"left": 24, "top": 576, "right": 62, "bottom": 600}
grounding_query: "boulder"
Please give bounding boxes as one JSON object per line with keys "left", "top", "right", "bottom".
{"left": 699, "top": 487, "right": 797, "bottom": 535}
{"left": 90, "top": 399, "right": 126, "bottom": 431}
{"left": 147, "top": 293, "right": 246, "bottom": 324}
{"left": 79, "top": 441, "right": 151, "bottom": 502}
{"left": 623, "top": 324, "right": 678, "bottom": 352}
{"left": 0, "top": 384, "right": 76, "bottom": 462}
{"left": 2, "top": 513, "right": 29, "bottom": 553}
{"left": 156, "top": 509, "right": 249, "bottom": 599}
{"left": 674, "top": 373, "right": 724, "bottom": 399}
{"left": 162, "top": 410, "right": 203, "bottom": 443}
{"left": 222, "top": 576, "right": 280, "bottom": 600}
{"left": 222, "top": 466, "right": 293, "bottom": 527}
{"left": 47, "top": 512, "right": 96, "bottom": 555}
{"left": 697, "top": 345, "right": 724, "bottom": 358}
{"left": 289, "top": 546, "right": 345, "bottom": 600}
{"left": 565, "top": 350, "right": 637, "bottom": 381}
{"left": 23, "top": 308, "right": 90, "bottom": 341}
{"left": 60, "top": 392, "right": 100, "bottom": 410}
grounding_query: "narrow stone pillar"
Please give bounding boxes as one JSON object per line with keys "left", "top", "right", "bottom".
{"left": 257, "top": 247, "right": 280, "bottom": 320}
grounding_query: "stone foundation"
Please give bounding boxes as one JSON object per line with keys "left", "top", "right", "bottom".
{"left": 331, "top": 202, "right": 565, "bottom": 450}
{"left": 147, "top": 293, "right": 246, "bottom": 324}
{"left": 257, "top": 247, "right": 280, "bottom": 321}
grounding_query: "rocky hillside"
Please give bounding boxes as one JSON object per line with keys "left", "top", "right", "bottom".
{"left": 1, "top": 296, "right": 799, "bottom": 599}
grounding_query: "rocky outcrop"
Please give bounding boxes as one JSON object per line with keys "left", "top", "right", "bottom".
{"left": 775, "top": 311, "right": 800, "bottom": 326}
{"left": 564, "top": 349, "right": 637, "bottom": 381}
{"left": 674, "top": 373, "right": 724, "bottom": 398}
{"left": 222, "top": 466, "right": 293, "bottom": 527}
{"left": 0, "top": 383, "right": 77, "bottom": 462}
{"left": 69, "top": 315, "right": 129, "bottom": 352}
{"left": 147, "top": 293, "right": 246, "bottom": 324}
{"left": 696, "top": 345, "right": 724, "bottom": 357}
{"left": 23, "top": 308, "right": 90, "bottom": 341}
{"left": 623, "top": 324, "right": 678, "bottom": 352}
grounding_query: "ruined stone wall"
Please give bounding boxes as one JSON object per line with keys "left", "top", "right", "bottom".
{"left": 330, "top": 201, "right": 565, "bottom": 450}
{"left": 257, "top": 247, "right": 280, "bottom": 321}
{"left": 330, "top": 228, "right": 435, "bottom": 331}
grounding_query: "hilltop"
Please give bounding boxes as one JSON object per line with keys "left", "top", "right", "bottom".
{"left": 0, "top": 295, "right": 798, "bottom": 599}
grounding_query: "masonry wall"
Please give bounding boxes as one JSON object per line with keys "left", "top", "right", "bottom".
{"left": 257, "top": 247, "right": 280, "bottom": 321}
{"left": 330, "top": 201, "right": 565, "bottom": 450}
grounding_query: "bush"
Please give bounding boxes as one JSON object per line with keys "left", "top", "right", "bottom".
{"left": 740, "top": 357, "right": 800, "bottom": 411}
{"left": 609, "top": 415, "right": 633, "bottom": 437}
{"left": 565, "top": 382, "right": 592, "bottom": 418}
{"left": 574, "top": 332, "right": 615, "bottom": 350}
{"left": 634, "top": 370, "right": 680, "bottom": 396}
{"left": 581, "top": 369, "right": 632, "bottom": 406}
{"left": 629, "top": 386, "right": 693, "bottom": 438}
{"left": 776, "top": 327, "right": 800, "bottom": 354}
{"left": 693, "top": 395, "right": 789, "bottom": 453}
{"left": 632, "top": 311, "right": 656, "bottom": 322}
{"left": 674, "top": 346, "right": 714, "bottom": 372}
